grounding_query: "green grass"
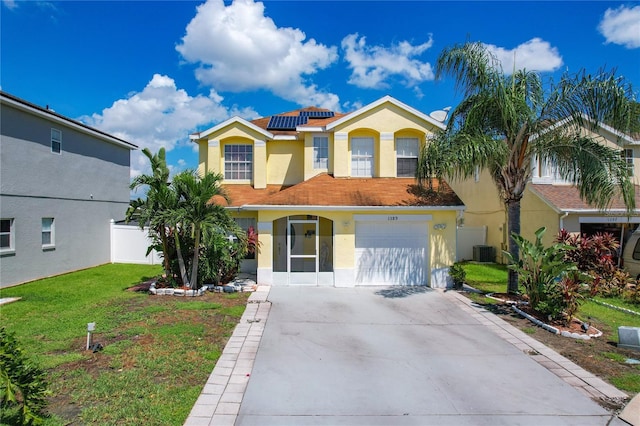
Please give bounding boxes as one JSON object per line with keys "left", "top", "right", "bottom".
{"left": 461, "top": 262, "right": 512, "bottom": 293}
{"left": 1, "top": 263, "right": 249, "bottom": 425}
{"left": 579, "top": 300, "right": 640, "bottom": 341}
{"left": 610, "top": 369, "right": 640, "bottom": 393}
{"left": 592, "top": 296, "right": 640, "bottom": 313}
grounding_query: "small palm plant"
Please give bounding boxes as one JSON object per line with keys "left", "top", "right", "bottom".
{"left": 0, "top": 327, "right": 50, "bottom": 425}
{"left": 503, "top": 227, "right": 589, "bottom": 323}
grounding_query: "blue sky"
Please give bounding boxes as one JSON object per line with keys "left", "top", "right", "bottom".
{"left": 2, "top": 0, "right": 639, "bottom": 179}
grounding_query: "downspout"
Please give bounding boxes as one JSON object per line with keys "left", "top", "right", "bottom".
{"left": 559, "top": 212, "right": 569, "bottom": 232}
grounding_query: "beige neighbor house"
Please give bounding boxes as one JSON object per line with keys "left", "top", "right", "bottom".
{"left": 190, "top": 96, "right": 465, "bottom": 288}
{"left": 450, "top": 120, "right": 640, "bottom": 264}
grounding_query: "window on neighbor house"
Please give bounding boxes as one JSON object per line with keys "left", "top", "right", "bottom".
{"left": 51, "top": 128, "right": 62, "bottom": 154}
{"left": 532, "top": 155, "right": 555, "bottom": 179}
{"left": 351, "top": 137, "right": 374, "bottom": 177}
{"left": 313, "top": 136, "right": 329, "bottom": 169}
{"left": 42, "top": 218, "right": 55, "bottom": 248}
{"left": 0, "top": 218, "right": 15, "bottom": 253}
{"left": 234, "top": 217, "right": 257, "bottom": 259}
{"left": 622, "top": 149, "right": 634, "bottom": 176}
{"left": 396, "top": 138, "right": 419, "bottom": 177}
{"left": 224, "top": 145, "right": 253, "bottom": 180}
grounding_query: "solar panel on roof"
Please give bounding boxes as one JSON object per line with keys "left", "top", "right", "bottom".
{"left": 299, "top": 110, "right": 335, "bottom": 118}
{"left": 267, "top": 115, "right": 308, "bottom": 130}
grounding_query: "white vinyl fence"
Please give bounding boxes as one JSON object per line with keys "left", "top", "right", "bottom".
{"left": 110, "top": 220, "right": 162, "bottom": 265}
{"left": 456, "top": 226, "right": 487, "bottom": 261}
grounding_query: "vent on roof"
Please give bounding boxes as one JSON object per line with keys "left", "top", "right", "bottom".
{"left": 266, "top": 115, "right": 308, "bottom": 130}
{"left": 299, "top": 110, "right": 335, "bottom": 118}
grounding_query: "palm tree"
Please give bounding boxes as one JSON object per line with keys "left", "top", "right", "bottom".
{"left": 127, "top": 148, "right": 174, "bottom": 278}
{"left": 168, "top": 170, "right": 231, "bottom": 289}
{"left": 418, "top": 42, "right": 638, "bottom": 294}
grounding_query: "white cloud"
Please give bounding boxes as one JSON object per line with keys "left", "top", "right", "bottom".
{"left": 176, "top": 0, "right": 340, "bottom": 109}
{"left": 598, "top": 5, "right": 640, "bottom": 49}
{"left": 2, "top": 0, "right": 17, "bottom": 10}
{"left": 483, "top": 38, "right": 563, "bottom": 74}
{"left": 82, "top": 74, "right": 258, "bottom": 178}
{"left": 341, "top": 33, "right": 435, "bottom": 89}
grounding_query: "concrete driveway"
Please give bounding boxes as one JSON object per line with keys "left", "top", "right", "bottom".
{"left": 235, "top": 286, "right": 624, "bottom": 426}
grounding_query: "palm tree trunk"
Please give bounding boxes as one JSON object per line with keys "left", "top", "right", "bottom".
{"left": 507, "top": 199, "right": 520, "bottom": 294}
{"left": 173, "top": 230, "right": 190, "bottom": 288}
{"left": 190, "top": 227, "right": 201, "bottom": 291}
{"left": 161, "top": 225, "right": 171, "bottom": 278}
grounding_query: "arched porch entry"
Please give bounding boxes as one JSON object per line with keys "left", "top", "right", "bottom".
{"left": 272, "top": 215, "right": 334, "bottom": 286}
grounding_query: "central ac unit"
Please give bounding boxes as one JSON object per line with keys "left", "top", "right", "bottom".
{"left": 473, "top": 245, "right": 495, "bottom": 263}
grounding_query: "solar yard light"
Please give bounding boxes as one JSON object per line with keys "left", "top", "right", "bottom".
{"left": 86, "top": 322, "right": 96, "bottom": 350}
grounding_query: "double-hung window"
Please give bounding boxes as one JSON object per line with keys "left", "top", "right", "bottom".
{"left": 51, "top": 128, "right": 62, "bottom": 154}
{"left": 313, "top": 136, "right": 329, "bottom": 169}
{"left": 224, "top": 145, "right": 253, "bottom": 180}
{"left": 396, "top": 138, "right": 419, "bottom": 177}
{"left": 42, "top": 218, "right": 55, "bottom": 248}
{"left": 351, "top": 137, "right": 374, "bottom": 177}
{"left": 0, "top": 218, "right": 15, "bottom": 253}
{"left": 622, "top": 149, "right": 634, "bottom": 177}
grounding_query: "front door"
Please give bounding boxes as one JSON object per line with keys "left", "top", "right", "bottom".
{"left": 288, "top": 219, "right": 318, "bottom": 285}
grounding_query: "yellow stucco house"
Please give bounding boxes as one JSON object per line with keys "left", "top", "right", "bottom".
{"left": 190, "top": 96, "right": 464, "bottom": 288}
{"left": 450, "top": 121, "right": 640, "bottom": 264}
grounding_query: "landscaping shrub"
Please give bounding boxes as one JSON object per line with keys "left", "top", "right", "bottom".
{"left": 199, "top": 224, "right": 248, "bottom": 286}
{"left": 0, "top": 327, "right": 50, "bottom": 425}
{"left": 556, "top": 230, "right": 635, "bottom": 301}
{"left": 449, "top": 262, "right": 466, "bottom": 290}
{"left": 504, "top": 227, "right": 588, "bottom": 323}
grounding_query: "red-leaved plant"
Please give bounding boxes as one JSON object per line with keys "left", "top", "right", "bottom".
{"left": 555, "top": 230, "right": 629, "bottom": 297}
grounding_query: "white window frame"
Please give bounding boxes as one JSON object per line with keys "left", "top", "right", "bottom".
{"left": 351, "top": 137, "right": 374, "bottom": 177}
{"left": 42, "top": 217, "right": 55, "bottom": 249}
{"left": 622, "top": 149, "right": 634, "bottom": 177}
{"left": 0, "top": 218, "right": 15, "bottom": 254}
{"left": 313, "top": 135, "right": 329, "bottom": 169}
{"left": 51, "top": 128, "right": 62, "bottom": 154}
{"left": 224, "top": 144, "right": 253, "bottom": 181}
{"left": 396, "top": 137, "right": 419, "bottom": 177}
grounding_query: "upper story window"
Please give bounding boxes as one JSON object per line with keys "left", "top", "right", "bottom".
{"left": 42, "top": 217, "right": 55, "bottom": 248}
{"left": 313, "top": 136, "right": 329, "bottom": 169}
{"left": 351, "top": 137, "right": 374, "bottom": 177}
{"left": 622, "top": 149, "right": 634, "bottom": 176}
{"left": 224, "top": 144, "right": 253, "bottom": 180}
{"left": 0, "top": 218, "right": 15, "bottom": 253}
{"left": 51, "top": 128, "right": 62, "bottom": 154}
{"left": 396, "top": 137, "right": 419, "bottom": 177}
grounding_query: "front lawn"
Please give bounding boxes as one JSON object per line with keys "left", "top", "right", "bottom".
{"left": 1, "top": 264, "right": 249, "bottom": 425}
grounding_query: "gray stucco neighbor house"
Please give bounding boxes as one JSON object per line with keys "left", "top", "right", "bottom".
{"left": 0, "top": 91, "right": 137, "bottom": 288}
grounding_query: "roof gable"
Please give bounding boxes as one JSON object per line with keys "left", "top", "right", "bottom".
{"left": 326, "top": 96, "right": 446, "bottom": 132}
{"left": 190, "top": 116, "right": 272, "bottom": 141}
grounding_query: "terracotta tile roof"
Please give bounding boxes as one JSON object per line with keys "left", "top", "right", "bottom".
{"left": 530, "top": 184, "right": 640, "bottom": 211}
{"left": 221, "top": 174, "right": 464, "bottom": 208}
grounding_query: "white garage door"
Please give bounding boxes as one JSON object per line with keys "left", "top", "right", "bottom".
{"left": 355, "top": 220, "right": 428, "bottom": 286}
